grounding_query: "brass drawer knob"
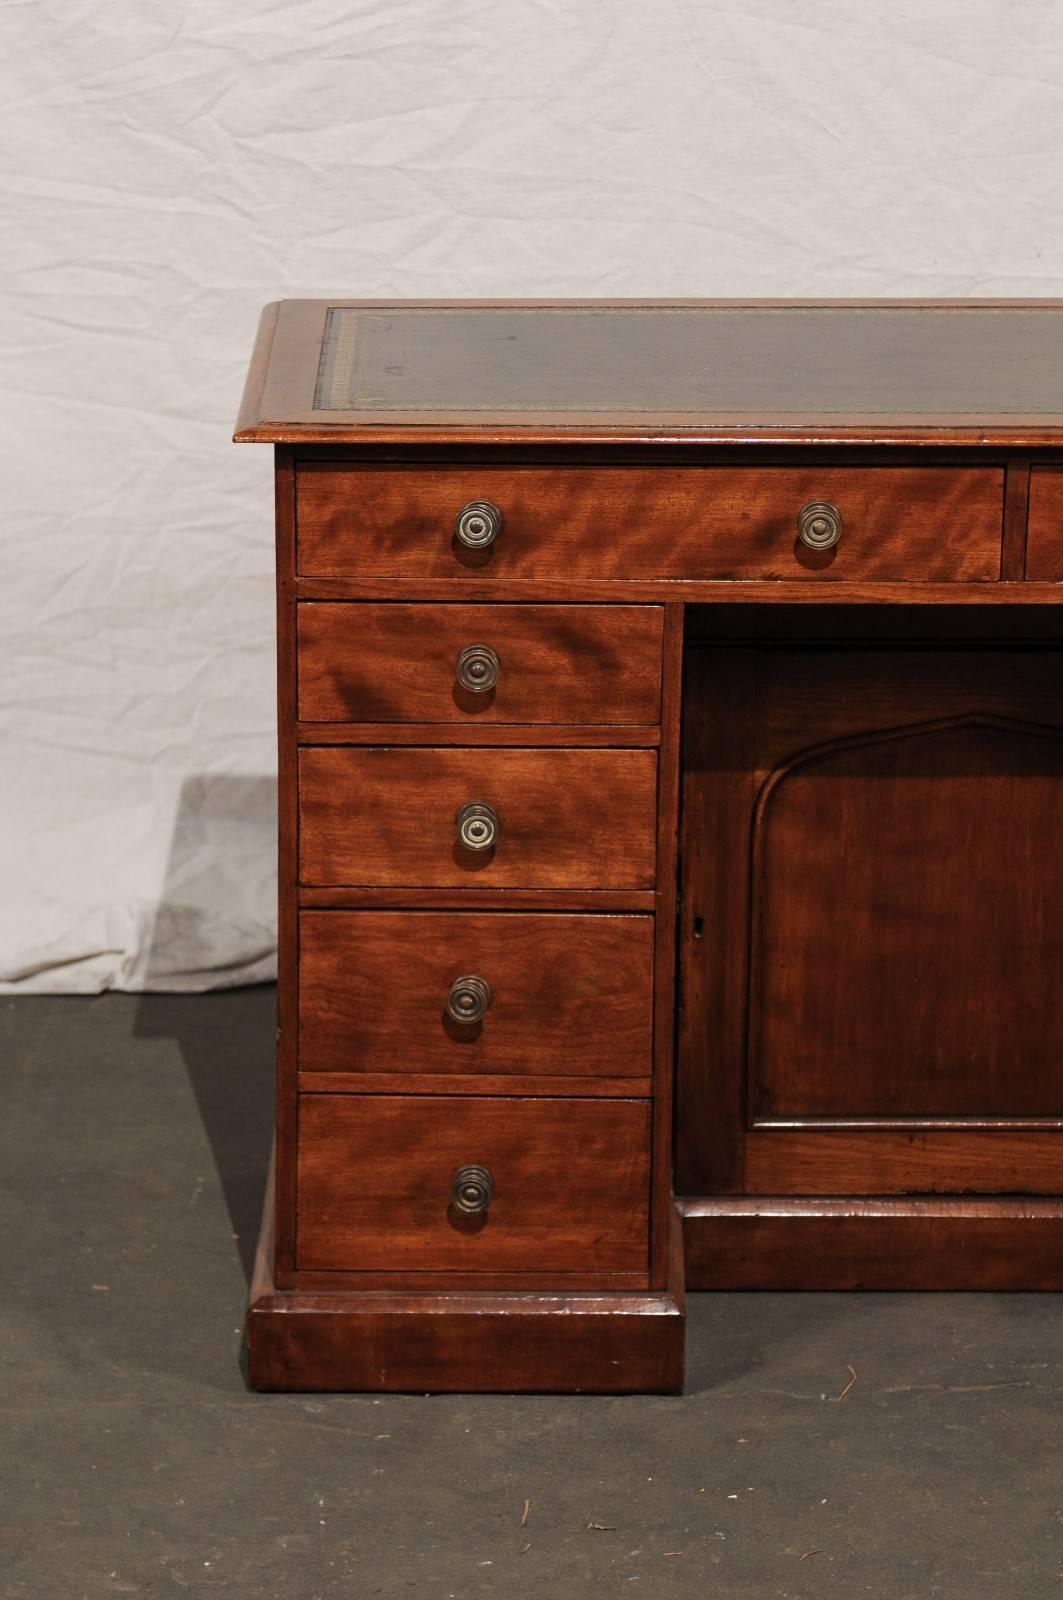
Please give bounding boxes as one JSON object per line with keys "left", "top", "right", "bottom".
{"left": 451, "top": 1163, "right": 494, "bottom": 1216}
{"left": 445, "top": 974, "right": 492, "bottom": 1025}
{"left": 797, "top": 500, "right": 843, "bottom": 550}
{"left": 455, "top": 800, "right": 498, "bottom": 851}
{"left": 456, "top": 643, "right": 500, "bottom": 693}
{"left": 455, "top": 499, "right": 503, "bottom": 549}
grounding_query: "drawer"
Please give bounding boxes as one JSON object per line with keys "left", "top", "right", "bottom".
{"left": 1027, "top": 469, "right": 1063, "bottom": 579}
{"left": 297, "top": 602, "right": 664, "bottom": 725}
{"left": 299, "top": 910, "right": 653, "bottom": 1079}
{"left": 296, "top": 1094, "right": 651, "bottom": 1274}
{"left": 298, "top": 746, "right": 658, "bottom": 888}
{"left": 296, "top": 463, "right": 1004, "bottom": 582}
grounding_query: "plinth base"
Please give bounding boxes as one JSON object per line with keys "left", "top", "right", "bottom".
{"left": 679, "top": 1196, "right": 1063, "bottom": 1290}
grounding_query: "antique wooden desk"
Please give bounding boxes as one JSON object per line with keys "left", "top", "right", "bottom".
{"left": 235, "top": 299, "right": 1063, "bottom": 1393}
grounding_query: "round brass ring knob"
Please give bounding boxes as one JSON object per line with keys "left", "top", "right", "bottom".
{"left": 456, "top": 643, "right": 500, "bottom": 693}
{"left": 455, "top": 800, "right": 498, "bottom": 852}
{"left": 797, "top": 500, "right": 843, "bottom": 550}
{"left": 455, "top": 499, "right": 503, "bottom": 549}
{"left": 445, "top": 973, "right": 492, "bottom": 1025}
{"left": 451, "top": 1163, "right": 494, "bottom": 1215}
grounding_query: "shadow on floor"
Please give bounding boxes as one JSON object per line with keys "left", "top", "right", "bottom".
{"left": 133, "top": 772, "right": 278, "bottom": 1284}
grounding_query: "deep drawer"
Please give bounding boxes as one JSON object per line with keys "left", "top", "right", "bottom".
{"left": 298, "top": 746, "right": 658, "bottom": 889}
{"left": 299, "top": 909, "right": 654, "bottom": 1079}
{"left": 296, "top": 1094, "right": 651, "bottom": 1274}
{"left": 295, "top": 463, "right": 1004, "bottom": 582}
{"left": 297, "top": 602, "right": 664, "bottom": 725}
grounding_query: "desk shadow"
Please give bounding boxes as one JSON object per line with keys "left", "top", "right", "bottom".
{"left": 134, "top": 773, "right": 278, "bottom": 1286}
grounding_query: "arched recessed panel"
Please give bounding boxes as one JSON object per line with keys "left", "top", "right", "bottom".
{"left": 751, "top": 716, "right": 1063, "bottom": 1120}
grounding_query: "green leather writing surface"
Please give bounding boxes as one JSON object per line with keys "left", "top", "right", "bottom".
{"left": 314, "top": 304, "right": 1063, "bottom": 418}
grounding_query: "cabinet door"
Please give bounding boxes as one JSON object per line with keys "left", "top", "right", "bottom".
{"left": 677, "top": 643, "right": 1063, "bottom": 1198}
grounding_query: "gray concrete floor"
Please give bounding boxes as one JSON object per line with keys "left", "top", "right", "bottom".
{"left": 3, "top": 989, "right": 1061, "bottom": 1598}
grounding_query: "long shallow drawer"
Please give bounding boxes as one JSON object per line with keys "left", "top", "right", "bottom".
{"left": 296, "top": 463, "right": 1004, "bottom": 582}
{"left": 296, "top": 1094, "right": 651, "bottom": 1274}
{"left": 1027, "top": 468, "right": 1063, "bottom": 579}
{"left": 297, "top": 602, "right": 664, "bottom": 725}
{"left": 299, "top": 910, "right": 653, "bottom": 1079}
{"left": 298, "top": 746, "right": 657, "bottom": 888}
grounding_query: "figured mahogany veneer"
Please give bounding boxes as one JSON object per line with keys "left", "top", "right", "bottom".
{"left": 296, "top": 1095, "right": 651, "bottom": 1278}
{"left": 237, "top": 298, "right": 1063, "bottom": 1395}
{"left": 297, "top": 602, "right": 664, "bottom": 725}
{"left": 296, "top": 463, "right": 1005, "bottom": 583}
{"left": 298, "top": 910, "right": 654, "bottom": 1079}
{"left": 298, "top": 746, "right": 658, "bottom": 889}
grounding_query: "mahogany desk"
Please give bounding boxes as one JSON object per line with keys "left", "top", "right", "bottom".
{"left": 235, "top": 300, "right": 1063, "bottom": 1393}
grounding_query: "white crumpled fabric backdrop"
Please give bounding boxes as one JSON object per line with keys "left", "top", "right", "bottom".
{"left": 2, "top": 1, "right": 1061, "bottom": 991}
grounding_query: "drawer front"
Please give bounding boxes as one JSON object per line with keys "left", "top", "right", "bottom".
{"left": 296, "top": 463, "right": 1004, "bottom": 582}
{"left": 298, "top": 746, "right": 658, "bottom": 888}
{"left": 296, "top": 1094, "right": 651, "bottom": 1274}
{"left": 297, "top": 602, "right": 664, "bottom": 725}
{"left": 299, "top": 910, "right": 654, "bottom": 1079}
{"left": 1027, "top": 468, "right": 1063, "bottom": 579}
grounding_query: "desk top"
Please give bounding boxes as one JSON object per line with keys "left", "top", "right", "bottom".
{"left": 235, "top": 299, "right": 1063, "bottom": 448}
